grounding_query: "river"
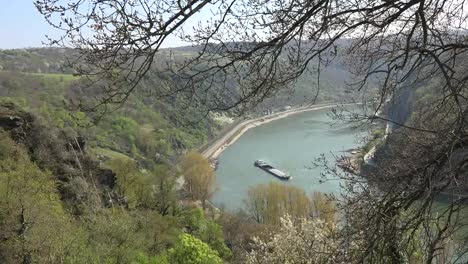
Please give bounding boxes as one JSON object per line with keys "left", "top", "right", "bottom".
{"left": 213, "top": 107, "right": 364, "bottom": 210}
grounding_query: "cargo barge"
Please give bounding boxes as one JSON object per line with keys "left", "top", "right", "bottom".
{"left": 254, "top": 160, "right": 291, "bottom": 180}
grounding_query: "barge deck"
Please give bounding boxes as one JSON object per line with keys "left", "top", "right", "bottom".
{"left": 254, "top": 160, "right": 291, "bottom": 180}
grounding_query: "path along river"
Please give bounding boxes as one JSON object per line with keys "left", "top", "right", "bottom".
{"left": 212, "top": 106, "right": 364, "bottom": 210}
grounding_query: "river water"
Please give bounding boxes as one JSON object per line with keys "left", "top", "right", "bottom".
{"left": 212, "top": 107, "right": 364, "bottom": 210}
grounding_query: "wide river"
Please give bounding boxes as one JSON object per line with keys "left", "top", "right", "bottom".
{"left": 212, "top": 107, "right": 363, "bottom": 210}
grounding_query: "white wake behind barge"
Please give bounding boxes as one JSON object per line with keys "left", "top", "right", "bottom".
{"left": 254, "top": 160, "right": 292, "bottom": 180}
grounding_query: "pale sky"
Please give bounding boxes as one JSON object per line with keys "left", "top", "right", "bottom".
{"left": 0, "top": 0, "right": 190, "bottom": 49}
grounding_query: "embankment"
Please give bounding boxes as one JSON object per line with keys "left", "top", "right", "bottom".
{"left": 202, "top": 103, "right": 355, "bottom": 159}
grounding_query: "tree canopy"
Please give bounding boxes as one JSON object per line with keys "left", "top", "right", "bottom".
{"left": 167, "top": 234, "right": 223, "bottom": 264}
{"left": 179, "top": 151, "right": 217, "bottom": 208}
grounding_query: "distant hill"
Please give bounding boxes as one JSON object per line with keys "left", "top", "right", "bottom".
{"left": 0, "top": 48, "right": 75, "bottom": 73}
{"left": 163, "top": 42, "right": 365, "bottom": 109}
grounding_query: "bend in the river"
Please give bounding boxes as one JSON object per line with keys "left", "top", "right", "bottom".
{"left": 212, "top": 106, "right": 363, "bottom": 210}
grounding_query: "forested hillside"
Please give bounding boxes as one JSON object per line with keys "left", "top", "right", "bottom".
{"left": 0, "top": 48, "right": 357, "bottom": 162}
{"left": 0, "top": 49, "right": 221, "bottom": 162}
{"left": 0, "top": 48, "right": 346, "bottom": 263}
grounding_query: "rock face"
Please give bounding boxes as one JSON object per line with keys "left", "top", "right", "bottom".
{"left": 0, "top": 102, "right": 34, "bottom": 137}
{"left": 0, "top": 113, "right": 26, "bottom": 129}
{"left": 0, "top": 102, "right": 121, "bottom": 214}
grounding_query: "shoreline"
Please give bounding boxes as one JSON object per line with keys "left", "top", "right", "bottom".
{"left": 202, "top": 102, "right": 358, "bottom": 160}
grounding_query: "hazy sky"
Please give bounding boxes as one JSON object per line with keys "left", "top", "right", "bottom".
{"left": 0, "top": 1, "right": 190, "bottom": 49}
{"left": 0, "top": 1, "right": 55, "bottom": 49}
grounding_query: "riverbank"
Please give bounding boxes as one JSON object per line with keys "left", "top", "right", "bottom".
{"left": 202, "top": 103, "right": 357, "bottom": 160}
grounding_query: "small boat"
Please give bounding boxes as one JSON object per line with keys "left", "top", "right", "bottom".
{"left": 254, "top": 160, "right": 292, "bottom": 180}
{"left": 209, "top": 159, "right": 219, "bottom": 170}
